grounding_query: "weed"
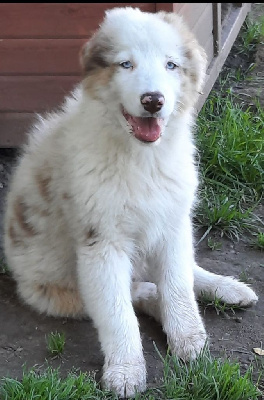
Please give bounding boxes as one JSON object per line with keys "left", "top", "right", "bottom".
{"left": 255, "top": 232, "right": 264, "bottom": 250}
{"left": 207, "top": 236, "right": 222, "bottom": 251}
{"left": 0, "top": 350, "right": 262, "bottom": 400}
{"left": 199, "top": 291, "right": 245, "bottom": 318}
{"left": 239, "top": 269, "right": 252, "bottom": 284}
{"left": 238, "top": 17, "right": 264, "bottom": 55}
{"left": 46, "top": 332, "right": 65, "bottom": 357}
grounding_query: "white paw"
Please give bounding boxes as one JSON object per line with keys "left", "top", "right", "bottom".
{"left": 131, "top": 282, "right": 158, "bottom": 303}
{"left": 215, "top": 277, "right": 258, "bottom": 306}
{"left": 168, "top": 328, "right": 207, "bottom": 360}
{"left": 102, "top": 362, "right": 146, "bottom": 398}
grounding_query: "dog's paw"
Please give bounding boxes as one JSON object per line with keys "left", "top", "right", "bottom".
{"left": 168, "top": 328, "right": 207, "bottom": 360}
{"left": 102, "top": 362, "right": 146, "bottom": 398}
{"left": 215, "top": 277, "right": 258, "bottom": 307}
{"left": 131, "top": 282, "right": 158, "bottom": 302}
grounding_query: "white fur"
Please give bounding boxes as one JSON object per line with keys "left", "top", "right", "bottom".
{"left": 4, "top": 7, "right": 258, "bottom": 397}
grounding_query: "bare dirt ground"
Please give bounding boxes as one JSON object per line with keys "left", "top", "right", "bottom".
{"left": 0, "top": 4, "right": 263, "bottom": 391}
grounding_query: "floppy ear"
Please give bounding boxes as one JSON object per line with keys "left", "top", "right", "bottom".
{"left": 157, "top": 11, "right": 207, "bottom": 95}
{"left": 80, "top": 32, "right": 113, "bottom": 74}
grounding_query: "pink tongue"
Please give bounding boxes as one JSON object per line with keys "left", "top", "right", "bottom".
{"left": 126, "top": 115, "right": 162, "bottom": 142}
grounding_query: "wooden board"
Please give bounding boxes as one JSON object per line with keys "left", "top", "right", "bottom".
{"left": 0, "top": 76, "right": 80, "bottom": 112}
{"left": 0, "top": 113, "right": 35, "bottom": 147}
{"left": 0, "top": 3, "right": 155, "bottom": 38}
{"left": 0, "top": 39, "right": 87, "bottom": 75}
{"left": 173, "top": 3, "right": 208, "bottom": 30}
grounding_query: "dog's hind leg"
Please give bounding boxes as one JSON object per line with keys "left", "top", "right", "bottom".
{"left": 131, "top": 282, "right": 161, "bottom": 322}
{"left": 17, "top": 280, "right": 85, "bottom": 318}
{"left": 193, "top": 263, "right": 258, "bottom": 306}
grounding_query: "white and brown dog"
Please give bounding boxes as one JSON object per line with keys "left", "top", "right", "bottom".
{"left": 4, "top": 7, "right": 258, "bottom": 397}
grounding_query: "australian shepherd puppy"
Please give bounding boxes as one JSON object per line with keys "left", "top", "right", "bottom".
{"left": 4, "top": 7, "right": 257, "bottom": 397}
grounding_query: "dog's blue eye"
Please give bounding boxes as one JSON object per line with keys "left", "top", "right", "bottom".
{"left": 166, "top": 61, "right": 177, "bottom": 70}
{"left": 120, "top": 61, "right": 133, "bottom": 69}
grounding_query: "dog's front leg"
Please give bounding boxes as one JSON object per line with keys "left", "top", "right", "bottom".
{"left": 150, "top": 218, "right": 207, "bottom": 360}
{"left": 77, "top": 244, "right": 146, "bottom": 398}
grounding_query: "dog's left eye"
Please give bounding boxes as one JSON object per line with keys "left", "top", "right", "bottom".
{"left": 120, "top": 61, "right": 133, "bottom": 69}
{"left": 166, "top": 61, "right": 178, "bottom": 70}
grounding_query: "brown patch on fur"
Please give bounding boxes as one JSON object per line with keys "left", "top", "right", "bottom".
{"left": 62, "top": 192, "right": 71, "bottom": 200}
{"left": 31, "top": 205, "right": 49, "bottom": 217}
{"left": 37, "top": 284, "right": 84, "bottom": 317}
{"left": 40, "top": 209, "right": 50, "bottom": 217}
{"left": 182, "top": 67, "right": 198, "bottom": 84}
{"left": 176, "top": 66, "right": 201, "bottom": 114}
{"left": 8, "top": 220, "right": 23, "bottom": 246}
{"left": 184, "top": 49, "right": 193, "bottom": 61}
{"left": 80, "top": 33, "right": 113, "bottom": 74}
{"left": 13, "top": 197, "right": 37, "bottom": 237}
{"left": 35, "top": 170, "right": 52, "bottom": 202}
{"left": 80, "top": 33, "right": 117, "bottom": 98}
{"left": 86, "top": 227, "right": 97, "bottom": 238}
{"left": 82, "top": 43, "right": 110, "bottom": 73}
{"left": 83, "top": 65, "right": 116, "bottom": 98}
{"left": 189, "top": 72, "right": 198, "bottom": 85}
{"left": 85, "top": 227, "right": 99, "bottom": 247}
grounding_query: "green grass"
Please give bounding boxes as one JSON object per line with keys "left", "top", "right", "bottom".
{"left": 194, "top": 12, "right": 264, "bottom": 242}
{"left": 239, "top": 269, "right": 252, "bottom": 284}
{"left": 207, "top": 236, "right": 222, "bottom": 251}
{"left": 236, "top": 17, "right": 264, "bottom": 57}
{"left": 0, "top": 368, "right": 110, "bottom": 400}
{"left": 46, "top": 332, "right": 66, "bottom": 357}
{"left": 161, "top": 348, "right": 262, "bottom": 400}
{"left": 250, "top": 232, "right": 264, "bottom": 251}
{"left": 195, "top": 72, "right": 263, "bottom": 239}
{"left": 198, "top": 291, "right": 246, "bottom": 319}
{"left": 0, "top": 348, "right": 262, "bottom": 400}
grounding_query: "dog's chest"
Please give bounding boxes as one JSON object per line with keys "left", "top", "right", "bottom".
{"left": 114, "top": 172, "right": 186, "bottom": 249}
{"left": 73, "top": 146, "right": 196, "bottom": 249}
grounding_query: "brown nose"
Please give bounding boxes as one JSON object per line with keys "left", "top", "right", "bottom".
{"left": 140, "top": 92, "right": 165, "bottom": 114}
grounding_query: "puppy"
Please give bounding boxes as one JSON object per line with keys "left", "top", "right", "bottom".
{"left": 4, "top": 7, "right": 258, "bottom": 397}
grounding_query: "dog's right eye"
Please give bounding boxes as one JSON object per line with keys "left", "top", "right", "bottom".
{"left": 120, "top": 61, "right": 133, "bottom": 69}
{"left": 166, "top": 61, "right": 178, "bottom": 70}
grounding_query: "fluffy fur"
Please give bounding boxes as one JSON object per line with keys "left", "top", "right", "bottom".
{"left": 4, "top": 7, "right": 258, "bottom": 398}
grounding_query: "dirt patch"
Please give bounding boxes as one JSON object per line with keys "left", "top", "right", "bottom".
{"left": 0, "top": 4, "right": 263, "bottom": 390}
{"left": 0, "top": 235, "right": 263, "bottom": 386}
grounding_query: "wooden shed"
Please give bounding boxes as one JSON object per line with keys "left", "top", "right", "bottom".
{"left": 0, "top": 3, "right": 251, "bottom": 146}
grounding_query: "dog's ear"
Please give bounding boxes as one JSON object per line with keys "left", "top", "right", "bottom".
{"left": 157, "top": 12, "right": 207, "bottom": 94}
{"left": 80, "top": 32, "right": 113, "bottom": 75}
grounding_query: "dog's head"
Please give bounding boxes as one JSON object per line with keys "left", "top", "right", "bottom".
{"left": 80, "top": 7, "right": 207, "bottom": 144}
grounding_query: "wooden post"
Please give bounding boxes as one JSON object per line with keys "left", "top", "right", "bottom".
{"left": 213, "top": 3, "right": 221, "bottom": 56}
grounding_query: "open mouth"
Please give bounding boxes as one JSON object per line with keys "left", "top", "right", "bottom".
{"left": 122, "top": 109, "right": 163, "bottom": 143}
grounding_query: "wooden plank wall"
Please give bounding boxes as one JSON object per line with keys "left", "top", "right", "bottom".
{"left": 0, "top": 3, "right": 249, "bottom": 146}
{"left": 0, "top": 3, "right": 155, "bottom": 146}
